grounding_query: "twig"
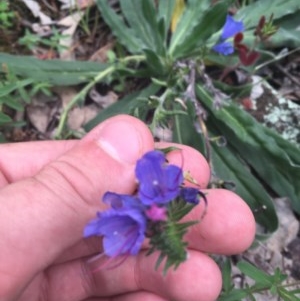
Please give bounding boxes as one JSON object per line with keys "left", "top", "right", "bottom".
{"left": 274, "top": 63, "right": 300, "bottom": 88}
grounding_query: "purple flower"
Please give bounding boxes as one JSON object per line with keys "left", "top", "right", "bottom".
{"left": 221, "top": 15, "right": 244, "bottom": 40}
{"left": 84, "top": 207, "right": 146, "bottom": 257}
{"left": 135, "top": 151, "right": 183, "bottom": 205}
{"left": 213, "top": 15, "right": 244, "bottom": 55}
{"left": 145, "top": 204, "right": 167, "bottom": 221}
{"left": 212, "top": 41, "right": 234, "bottom": 56}
{"left": 180, "top": 187, "right": 201, "bottom": 204}
{"left": 103, "top": 191, "right": 143, "bottom": 210}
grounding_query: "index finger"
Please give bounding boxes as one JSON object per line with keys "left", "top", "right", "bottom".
{"left": 162, "top": 143, "right": 255, "bottom": 255}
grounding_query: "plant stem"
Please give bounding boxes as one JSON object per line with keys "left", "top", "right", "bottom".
{"left": 54, "top": 55, "right": 145, "bottom": 139}
{"left": 55, "top": 65, "right": 115, "bottom": 139}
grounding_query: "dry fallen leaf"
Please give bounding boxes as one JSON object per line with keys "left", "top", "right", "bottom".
{"left": 53, "top": 86, "right": 78, "bottom": 109}
{"left": 21, "top": 0, "right": 53, "bottom": 25}
{"left": 26, "top": 93, "right": 59, "bottom": 133}
{"left": 58, "top": 0, "right": 95, "bottom": 10}
{"left": 67, "top": 104, "right": 99, "bottom": 130}
{"left": 89, "top": 88, "right": 118, "bottom": 108}
{"left": 89, "top": 42, "right": 114, "bottom": 62}
{"left": 57, "top": 11, "right": 84, "bottom": 60}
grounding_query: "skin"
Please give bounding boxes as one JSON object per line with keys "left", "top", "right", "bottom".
{"left": 0, "top": 115, "right": 255, "bottom": 301}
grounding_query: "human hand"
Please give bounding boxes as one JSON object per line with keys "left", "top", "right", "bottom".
{"left": 0, "top": 115, "right": 255, "bottom": 301}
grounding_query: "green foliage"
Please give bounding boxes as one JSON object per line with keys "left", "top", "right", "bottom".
{"left": 146, "top": 198, "right": 198, "bottom": 275}
{"left": 218, "top": 260, "right": 300, "bottom": 301}
{"left": 0, "top": 1, "right": 15, "bottom": 29}
{"left": 0, "top": 70, "right": 52, "bottom": 127}
{"left": 18, "top": 28, "right": 70, "bottom": 53}
{"left": 0, "top": 53, "right": 110, "bottom": 86}
{"left": 237, "top": 0, "right": 300, "bottom": 48}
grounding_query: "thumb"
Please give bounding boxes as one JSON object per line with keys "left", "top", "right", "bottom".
{"left": 0, "top": 115, "right": 154, "bottom": 300}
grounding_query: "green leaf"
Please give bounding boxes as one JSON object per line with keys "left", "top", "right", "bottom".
{"left": 143, "top": 48, "right": 167, "bottom": 76}
{"left": 197, "top": 85, "right": 300, "bottom": 214}
{"left": 140, "top": 0, "right": 166, "bottom": 54}
{"left": 172, "top": 98, "right": 278, "bottom": 233}
{"left": 146, "top": 198, "right": 199, "bottom": 275}
{"left": 168, "top": 197, "right": 197, "bottom": 222}
{"left": 0, "top": 112, "right": 12, "bottom": 123}
{"left": 270, "top": 11, "right": 300, "bottom": 48}
{"left": 118, "top": 0, "right": 166, "bottom": 55}
{"left": 278, "top": 288, "right": 300, "bottom": 301}
{"left": 237, "top": 261, "right": 272, "bottom": 286}
{"left": 0, "top": 132, "right": 6, "bottom": 143}
{"left": 236, "top": 0, "right": 300, "bottom": 29}
{"left": 218, "top": 289, "right": 248, "bottom": 301}
{"left": 1, "top": 95, "right": 24, "bottom": 111}
{"left": 209, "top": 137, "right": 278, "bottom": 233}
{"left": 95, "top": 0, "right": 142, "bottom": 53}
{"left": 0, "top": 78, "right": 34, "bottom": 98}
{"left": 157, "top": 0, "right": 176, "bottom": 39}
{"left": 172, "top": 109, "right": 206, "bottom": 153}
{"left": 169, "top": 0, "right": 211, "bottom": 56}
{"left": 0, "top": 53, "right": 110, "bottom": 86}
{"left": 83, "top": 83, "right": 160, "bottom": 131}
{"left": 221, "top": 258, "right": 233, "bottom": 294}
{"left": 169, "top": 1, "right": 229, "bottom": 59}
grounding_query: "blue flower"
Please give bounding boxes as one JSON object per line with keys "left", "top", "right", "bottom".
{"left": 135, "top": 150, "right": 183, "bottom": 205}
{"left": 84, "top": 207, "right": 146, "bottom": 257}
{"left": 221, "top": 15, "right": 244, "bottom": 40}
{"left": 212, "top": 41, "right": 235, "bottom": 56}
{"left": 213, "top": 15, "right": 244, "bottom": 55}
{"left": 180, "top": 187, "right": 201, "bottom": 204}
{"left": 103, "top": 191, "right": 143, "bottom": 210}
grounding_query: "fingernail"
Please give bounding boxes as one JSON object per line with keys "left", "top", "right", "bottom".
{"left": 97, "top": 119, "right": 143, "bottom": 165}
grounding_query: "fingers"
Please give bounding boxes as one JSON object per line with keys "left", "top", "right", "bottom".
{"left": 55, "top": 146, "right": 254, "bottom": 263}
{"left": 0, "top": 115, "right": 154, "bottom": 301}
{"left": 186, "top": 188, "right": 256, "bottom": 254}
{"left": 28, "top": 250, "right": 221, "bottom": 301}
{"left": 156, "top": 141, "right": 211, "bottom": 188}
{"left": 156, "top": 142, "right": 255, "bottom": 254}
{"left": 0, "top": 140, "right": 211, "bottom": 188}
{"left": 56, "top": 190, "right": 255, "bottom": 265}
{"left": 84, "top": 293, "right": 168, "bottom": 301}
{"left": 0, "top": 140, "right": 77, "bottom": 187}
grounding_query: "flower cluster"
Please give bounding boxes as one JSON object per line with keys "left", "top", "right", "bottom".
{"left": 84, "top": 150, "right": 206, "bottom": 273}
{"left": 213, "top": 14, "right": 260, "bottom": 66}
{"left": 213, "top": 15, "right": 244, "bottom": 56}
{"left": 213, "top": 14, "right": 277, "bottom": 67}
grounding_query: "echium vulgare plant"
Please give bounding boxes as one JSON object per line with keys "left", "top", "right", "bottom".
{"left": 84, "top": 149, "right": 207, "bottom": 274}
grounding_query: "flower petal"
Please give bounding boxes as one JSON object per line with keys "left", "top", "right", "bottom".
{"left": 221, "top": 15, "right": 244, "bottom": 40}
{"left": 180, "top": 187, "right": 200, "bottom": 204}
{"left": 213, "top": 41, "right": 234, "bottom": 55}
{"left": 85, "top": 208, "right": 147, "bottom": 257}
{"left": 136, "top": 150, "right": 183, "bottom": 205}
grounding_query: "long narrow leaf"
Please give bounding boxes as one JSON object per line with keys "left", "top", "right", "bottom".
{"left": 197, "top": 85, "right": 300, "bottom": 213}
{"left": 0, "top": 53, "right": 110, "bottom": 86}
{"left": 84, "top": 83, "right": 160, "bottom": 131}
{"left": 171, "top": 1, "right": 228, "bottom": 59}
{"left": 236, "top": 0, "right": 300, "bottom": 29}
{"left": 172, "top": 109, "right": 278, "bottom": 233}
{"left": 169, "top": 0, "right": 210, "bottom": 56}
{"left": 210, "top": 132, "right": 278, "bottom": 233}
{"left": 158, "top": 0, "right": 176, "bottom": 39}
{"left": 95, "top": 0, "right": 143, "bottom": 53}
{"left": 119, "top": 0, "right": 165, "bottom": 55}
{"left": 0, "top": 78, "right": 34, "bottom": 98}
